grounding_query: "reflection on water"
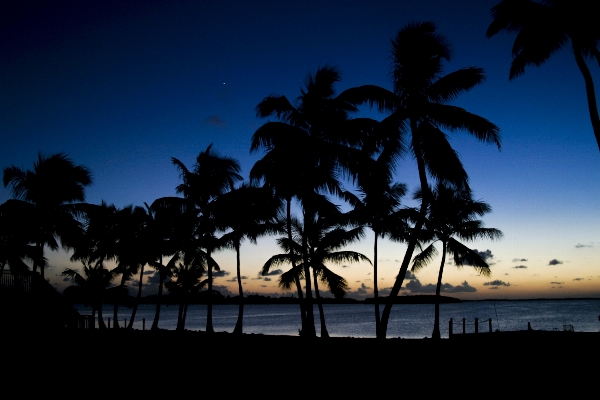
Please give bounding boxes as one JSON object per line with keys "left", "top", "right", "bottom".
{"left": 75, "top": 299, "right": 600, "bottom": 339}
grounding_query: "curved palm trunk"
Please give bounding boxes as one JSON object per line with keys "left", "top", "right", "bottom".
{"left": 373, "top": 232, "right": 381, "bottom": 338}
{"left": 380, "top": 124, "right": 430, "bottom": 339}
{"left": 233, "top": 241, "right": 244, "bottom": 335}
{"left": 432, "top": 241, "right": 447, "bottom": 340}
{"left": 286, "top": 198, "right": 307, "bottom": 335}
{"left": 206, "top": 249, "right": 215, "bottom": 334}
{"left": 573, "top": 48, "right": 600, "bottom": 151}
{"left": 127, "top": 263, "right": 145, "bottom": 329}
{"left": 151, "top": 257, "right": 164, "bottom": 330}
{"left": 312, "top": 268, "right": 329, "bottom": 338}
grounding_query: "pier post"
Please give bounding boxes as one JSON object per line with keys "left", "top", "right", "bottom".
{"left": 449, "top": 318, "right": 453, "bottom": 337}
{"left": 124, "top": 318, "right": 127, "bottom": 328}
{"left": 108, "top": 318, "right": 111, "bottom": 329}
{"left": 462, "top": 318, "right": 466, "bottom": 334}
{"left": 489, "top": 318, "right": 492, "bottom": 333}
{"left": 475, "top": 318, "right": 479, "bottom": 334}
{"left": 143, "top": 318, "right": 145, "bottom": 330}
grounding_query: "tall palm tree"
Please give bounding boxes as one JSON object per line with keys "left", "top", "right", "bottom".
{"left": 342, "top": 22, "right": 501, "bottom": 338}
{"left": 486, "top": 0, "right": 600, "bottom": 151}
{"left": 214, "top": 183, "right": 283, "bottom": 335}
{"left": 344, "top": 154, "right": 413, "bottom": 337}
{"left": 168, "top": 144, "right": 243, "bottom": 334}
{"left": 251, "top": 65, "right": 376, "bottom": 337}
{"left": 411, "top": 183, "right": 503, "bottom": 339}
{"left": 3, "top": 152, "right": 92, "bottom": 280}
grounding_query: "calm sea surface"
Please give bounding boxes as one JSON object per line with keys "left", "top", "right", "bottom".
{"left": 76, "top": 299, "right": 600, "bottom": 339}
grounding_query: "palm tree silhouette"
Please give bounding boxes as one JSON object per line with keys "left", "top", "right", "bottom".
{"left": 169, "top": 144, "right": 243, "bottom": 334}
{"left": 3, "top": 152, "right": 92, "bottom": 280}
{"left": 342, "top": 22, "right": 501, "bottom": 338}
{"left": 263, "top": 199, "right": 369, "bottom": 338}
{"left": 487, "top": 0, "right": 600, "bottom": 151}
{"left": 164, "top": 250, "right": 208, "bottom": 331}
{"left": 214, "top": 183, "right": 282, "bottom": 335}
{"left": 344, "top": 154, "right": 414, "bottom": 337}
{"left": 411, "top": 183, "right": 503, "bottom": 339}
{"left": 251, "top": 65, "right": 373, "bottom": 337}
{"left": 62, "top": 260, "right": 115, "bottom": 329}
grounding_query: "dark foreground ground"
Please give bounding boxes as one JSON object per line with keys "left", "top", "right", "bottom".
{"left": 3, "top": 328, "right": 598, "bottom": 396}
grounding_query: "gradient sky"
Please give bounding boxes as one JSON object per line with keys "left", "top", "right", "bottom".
{"left": 1, "top": 0, "right": 599, "bottom": 300}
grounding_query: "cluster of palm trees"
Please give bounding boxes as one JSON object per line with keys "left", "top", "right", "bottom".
{"left": 6, "top": 3, "right": 595, "bottom": 338}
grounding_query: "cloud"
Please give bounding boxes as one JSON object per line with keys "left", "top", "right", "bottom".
{"left": 483, "top": 280, "right": 510, "bottom": 287}
{"left": 513, "top": 265, "right": 527, "bottom": 269}
{"left": 512, "top": 258, "right": 528, "bottom": 262}
{"left": 378, "top": 287, "right": 392, "bottom": 296}
{"left": 573, "top": 278, "right": 584, "bottom": 281}
{"left": 212, "top": 270, "right": 230, "bottom": 277}
{"left": 356, "top": 283, "right": 370, "bottom": 294}
{"left": 396, "top": 271, "right": 416, "bottom": 280}
{"left": 405, "top": 279, "right": 476, "bottom": 293}
{"left": 550, "top": 281, "right": 563, "bottom": 284}
{"left": 263, "top": 277, "right": 271, "bottom": 282}
{"left": 204, "top": 115, "right": 227, "bottom": 127}
{"left": 548, "top": 259, "right": 563, "bottom": 265}
{"left": 226, "top": 276, "right": 247, "bottom": 282}
{"left": 262, "top": 269, "right": 283, "bottom": 276}
{"left": 473, "top": 249, "right": 494, "bottom": 261}
{"left": 575, "top": 243, "right": 593, "bottom": 248}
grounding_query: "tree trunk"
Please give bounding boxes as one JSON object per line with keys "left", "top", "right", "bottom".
{"left": 432, "top": 241, "right": 447, "bottom": 340}
{"left": 233, "top": 242, "right": 244, "bottom": 335}
{"left": 127, "top": 263, "right": 145, "bottom": 329}
{"left": 151, "top": 257, "right": 164, "bottom": 330}
{"left": 206, "top": 249, "right": 215, "bottom": 334}
{"left": 287, "top": 197, "right": 307, "bottom": 335}
{"left": 573, "top": 48, "right": 600, "bottom": 151}
{"left": 301, "top": 209, "right": 316, "bottom": 337}
{"left": 379, "top": 125, "right": 430, "bottom": 339}
{"left": 373, "top": 232, "right": 381, "bottom": 338}
{"left": 312, "top": 268, "right": 329, "bottom": 338}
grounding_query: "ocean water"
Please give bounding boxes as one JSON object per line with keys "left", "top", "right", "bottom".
{"left": 76, "top": 299, "right": 600, "bottom": 339}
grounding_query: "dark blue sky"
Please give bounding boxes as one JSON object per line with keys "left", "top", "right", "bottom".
{"left": 1, "top": 0, "right": 598, "bottom": 299}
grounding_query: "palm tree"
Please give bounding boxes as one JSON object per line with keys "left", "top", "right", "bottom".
{"left": 411, "top": 183, "right": 503, "bottom": 339}
{"left": 342, "top": 22, "right": 501, "bottom": 338}
{"left": 486, "top": 0, "right": 600, "bottom": 151}
{"left": 62, "top": 260, "right": 115, "bottom": 329}
{"left": 164, "top": 250, "right": 208, "bottom": 331}
{"left": 168, "top": 144, "right": 243, "bottom": 334}
{"left": 214, "top": 183, "right": 282, "bottom": 335}
{"left": 344, "top": 154, "right": 413, "bottom": 337}
{"left": 251, "top": 65, "right": 376, "bottom": 337}
{"left": 3, "top": 152, "right": 92, "bottom": 280}
{"left": 263, "top": 199, "right": 369, "bottom": 337}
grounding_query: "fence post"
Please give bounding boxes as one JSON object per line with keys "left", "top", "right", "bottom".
{"left": 462, "top": 318, "right": 466, "bottom": 334}
{"left": 449, "top": 318, "right": 453, "bottom": 337}
{"left": 489, "top": 318, "right": 492, "bottom": 333}
{"left": 143, "top": 318, "right": 145, "bottom": 331}
{"left": 475, "top": 317, "right": 479, "bottom": 334}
